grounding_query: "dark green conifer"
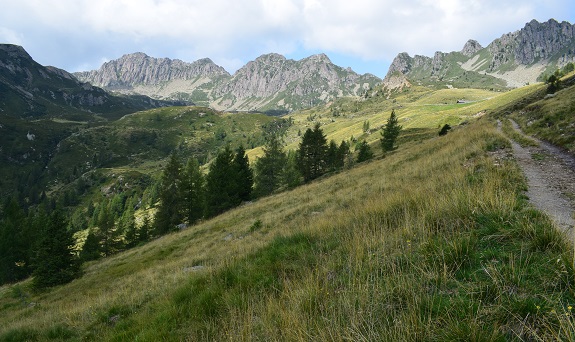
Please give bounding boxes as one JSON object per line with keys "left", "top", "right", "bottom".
{"left": 380, "top": 110, "right": 402, "bottom": 153}
{"left": 154, "top": 152, "right": 184, "bottom": 235}
{"left": 182, "top": 158, "right": 205, "bottom": 225}
{"left": 254, "top": 135, "right": 286, "bottom": 197}
{"left": 356, "top": 140, "right": 374, "bottom": 163}
{"left": 297, "top": 123, "right": 328, "bottom": 182}
{"left": 33, "top": 210, "right": 80, "bottom": 289}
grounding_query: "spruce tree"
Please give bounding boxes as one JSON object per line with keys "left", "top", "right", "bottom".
{"left": 232, "top": 145, "right": 253, "bottom": 203}
{"left": 205, "top": 146, "right": 236, "bottom": 217}
{"left": 297, "top": 123, "right": 328, "bottom": 182}
{"left": 182, "top": 158, "right": 205, "bottom": 225}
{"left": 282, "top": 150, "right": 302, "bottom": 190}
{"left": 33, "top": 210, "right": 80, "bottom": 289}
{"left": 80, "top": 229, "right": 101, "bottom": 262}
{"left": 325, "top": 140, "right": 339, "bottom": 172}
{"left": 154, "top": 152, "right": 184, "bottom": 235}
{"left": 254, "top": 135, "right": 286, "bottom": 197}
{"left": 0, "top": 199, "right": 27, "bottom": 284}
{"left": 356, "top": 140, "right": 374, "bottom": 163}
{"left": 381, "top": 110, "right": 402, "bottom": 153}
{"left": 336, "top": 141, "right": 350, "bottom": 169}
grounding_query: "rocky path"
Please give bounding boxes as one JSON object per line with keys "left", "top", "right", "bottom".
{"left": 504, "top": 120, "right": 575, "bottom": 233}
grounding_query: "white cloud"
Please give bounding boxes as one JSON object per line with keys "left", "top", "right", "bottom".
{"left": 0, "top": 0, "right": 572, "bottom": 75}
{"left": 0, "top": 27, "right": 23, "bottom": 45}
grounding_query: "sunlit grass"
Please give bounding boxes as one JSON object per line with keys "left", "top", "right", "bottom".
{"left": 2, "top": 113, "right": 573, "bottom": 340}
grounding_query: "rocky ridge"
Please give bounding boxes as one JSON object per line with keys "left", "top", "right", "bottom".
{"left": 0, "top": 44, "right": 182, "bottom": 120}
{"left": 74, "top": 52, "right": 381, "bottom": 112}
{"left": 383, "top": 19, "right": 575, "bottom": 90}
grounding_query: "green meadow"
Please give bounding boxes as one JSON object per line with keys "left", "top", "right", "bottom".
{"left": 2, "top": 76, "right": 575, "bottom": 341}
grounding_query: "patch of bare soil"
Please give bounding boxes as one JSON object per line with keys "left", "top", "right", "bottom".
{"left": 503, "top": 120, "right": 575, "bottom": 232}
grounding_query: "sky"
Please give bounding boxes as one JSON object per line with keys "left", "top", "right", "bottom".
{"left": 1, "top": 0, "right": 574, "bottom": 78}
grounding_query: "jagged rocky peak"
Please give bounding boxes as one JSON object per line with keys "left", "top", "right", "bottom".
{"left": 74, "top": 52, "right": 230, "bottom": 88}
{"left": 302, "top": 53, "right": 332, "bottom": 64}
{"left": 386, "top": 52, "right": 413, "bottom": 76}
{"left": 461, "top": 39, "right": 483, "bottom": 57}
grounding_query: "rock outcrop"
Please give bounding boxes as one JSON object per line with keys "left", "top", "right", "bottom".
{"left": 0, "top": 44, "right": 181, "bottom": 119}
{"left": 383, "top": 19, "right": 575, "bottom": 89}
{"left": 75, "top": 52, "right": 381, "bottom": 112}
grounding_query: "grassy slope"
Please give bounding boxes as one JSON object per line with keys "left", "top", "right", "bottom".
{"left": 2, "top": 83, "right": 575, "bottom": 340}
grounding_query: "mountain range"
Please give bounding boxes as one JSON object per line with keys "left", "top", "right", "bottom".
{"left": 383, "top": 19, "right": 575, "bottom": 91}
{"left": 74, "top": 52, "right": 381, "bottom": 113}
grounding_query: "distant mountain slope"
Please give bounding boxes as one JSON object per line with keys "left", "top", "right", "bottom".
{"left": 74, "top": 52, "right": 381, "bottom": 112}
{"left": 383, "top": 19, "right": 575, "bottom": 90}
{"left": 0, "top": 44, "right": 182, "bottom": 121}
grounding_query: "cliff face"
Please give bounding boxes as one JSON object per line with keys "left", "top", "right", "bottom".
{"left": 384, "top": 19, "right": 575, "bottom": 89}
{"left": 74, "top": 53, "right": 230, "bottom": 89}
{"left": 74, "top": 52, "right": 381, "bottom": 112}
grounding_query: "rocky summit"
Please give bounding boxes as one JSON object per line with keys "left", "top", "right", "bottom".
{"left": 74, "top": 52, "right": 381, "bottom": 113}
{"left": 383, "top": 19, "right": 575, "bottom": 90}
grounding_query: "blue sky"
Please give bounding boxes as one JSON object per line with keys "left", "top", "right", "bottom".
{"left": 1, "top": 0, "right": 573, "bottom": 78}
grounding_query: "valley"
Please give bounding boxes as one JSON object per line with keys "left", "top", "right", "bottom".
{"left": 1, "top": 17, "right": 575, "bottom": 341}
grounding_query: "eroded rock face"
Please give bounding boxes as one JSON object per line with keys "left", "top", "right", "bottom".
{"left": 384, "top": 19, "right": 575, "bottom": 89}
{"left": 75, "top": 52, "right": 381, "bottom": 112}
{"left": 461, "top": 40, "right": 483, "bottom": 57}
{"left": 74, "top": 52, "right": 230, "bottom": 89}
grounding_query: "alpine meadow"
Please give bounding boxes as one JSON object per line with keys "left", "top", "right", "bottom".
{"left": 1, "top": 17, "right": 575, "bottom": 341}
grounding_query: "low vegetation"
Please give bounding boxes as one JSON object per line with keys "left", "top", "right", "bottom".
{"left": 2, "top": 74, "right": 575, "bottom": 340}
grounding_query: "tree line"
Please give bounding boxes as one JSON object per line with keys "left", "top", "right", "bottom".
{"left": 0, "top": 110, "right": 402, "bottom": 289}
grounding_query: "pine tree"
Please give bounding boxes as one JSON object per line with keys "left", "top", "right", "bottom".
{"left": 380, "top": 110, "right": 402, "bottom": 153}
{"left": 154, "top": 152, "right": 184, "bottom": 235}
{"left": 254, "top": 135, "right": 287, "bottom": 197}
{"left": 33, "top": 210, "right": 80, "bottom": 289}
{"left": 139, "top": 214, "right": 151, "bottom": 243}
{"left": 120, "top": 199, "right": 137, "bottom": 249}
{"left": 336, "top": 141, "right": 350, "bottom": 169}
{"left": 325, "top": 140, "right": 339, "bottom": 172}
{"left": 205, "top": 146, "right": 236, "bottom": 217}
{"left": 80, "top": 229, "right": 101, "bottom": 262}
{"left": 356, "top": 140, "right": 374, "bottom": 163}
{"left": 97, "top": 199, "right": 120, "bottom": 257}
{"left": 232, "top": 145, "right": 253, "bottom": 203}
{"left": 182, "top": 158, "right": 205, "bottom": 225}
{"left": 297, "top": 123, "right": 328, "bottom": 182}
{"left": 282, "top": 150, "right": 302, "bottom": 190}
{"left": 0, "top": 199, "right": 27, "bottom": 284}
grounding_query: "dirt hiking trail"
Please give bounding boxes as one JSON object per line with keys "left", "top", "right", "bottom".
{"left": 502, "top": 120, "right": 575, "bottom": 233}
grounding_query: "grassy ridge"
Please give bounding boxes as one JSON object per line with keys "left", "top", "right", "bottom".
{"left": 2, "top": 111, "right": 574, "bottom": 340}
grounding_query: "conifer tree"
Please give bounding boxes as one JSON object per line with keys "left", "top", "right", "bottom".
{"left": 325, "top": 140, "right": 339, "bottom": 172}
{"left": 297, "top": 123, "right": 328, "bottom": 182}
{"left": 205, "top": 146, "right": 236, "bottom": 217}
{"left": 232, "top": 145, "right": 253, "bottom": 203}
{"left": 282, "top": 150, "right": 302, "bottom": 190}
{"left": 97, "top": 199, "right": 121, "bottom": 257}
{"left": 182, "top": 158, "right": 205, "bottom": 225}
{"left": 154, "top": 152, "right": 184, "bottom": 235}
{"left": 120, "top": 199, "right": 137, "bottom": 248}
{"left": 356, "top": 140, "right": 374, "bottom": 163}
{"left": 33, "top": 210, "right": 80, "bottom": 289}
{"left": 0, "top": 199, "right": 27, "bottom": 284}
{"left": 336, "top": 141, "right": 350, "bottom": 169}
{"left": 80, "top": 229, "right": 101, "bottom": 262}
{"left": 381, "top": 110, "right": 402, "bottom": 153}
{"left": 254, "top": 135, "right": 286, "bottom": 197}
{"left": 139, "top": 214, "right": 151, "bottom": 243}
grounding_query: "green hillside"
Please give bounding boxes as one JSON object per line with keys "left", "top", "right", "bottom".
{"left": 2, "top": 73, "right": 575, "bottom": 340}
